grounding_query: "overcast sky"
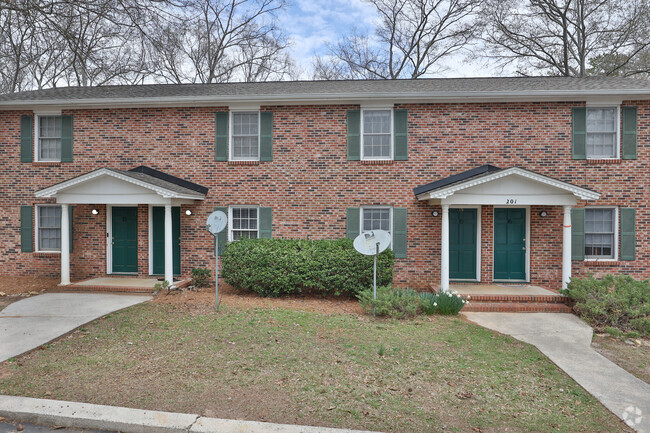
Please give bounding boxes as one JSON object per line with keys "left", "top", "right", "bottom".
{"left": 278, "top": 0, "right": 503, "bottom": 79}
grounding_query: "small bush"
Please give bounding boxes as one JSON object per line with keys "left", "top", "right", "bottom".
{"left": 562, "top": 275, "right": 650, "bottom": 336}
{"left": 191, "top": 268, "right": 212, "bottom": 288}
{"left": 221, "top": 238, "right": 394, "bottom": 297}
{"left": 357, "top": 286, "right": 420, "bottom": 319}
{"left": 435, "top": 291, "right": 468, "bottom": 315}
{"left": 605, "top": 326, "right": 624, "bottom": 338}
{"left": 419, "top": 292, "right": 438, "bottom": 315}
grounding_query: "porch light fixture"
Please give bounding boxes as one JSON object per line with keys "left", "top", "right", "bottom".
{"left": 91, "top": 209, "right": 99, "bottom": 215}
{"left": 185, "top": 210, "right": 192, "bottom": 216}
{"left": 539, "top": 210, "right": 548, "bottom": 217}
{"left": 432, "top": 210, "right": 439, "bottom": 217}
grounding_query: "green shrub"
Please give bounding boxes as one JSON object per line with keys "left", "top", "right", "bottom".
{"left": 435, "top": 290, "right": 468, "bottom": 315}
{"left": 419, "top": 292, "right": 438, "bottom": 315}
{"left": 221, "top": 238, "right": 394, "bottom": 297}
{"left": 357, "top": 286, "right": 420, "bottom": 318}
{"left": 605, "top": 326, "right": 624, "bottom": 338}
{"left": 562, "top": 275, "right": 650, "bottom": 336}
{"left": 191, "top": 268, "right": 212, "bottom": 288}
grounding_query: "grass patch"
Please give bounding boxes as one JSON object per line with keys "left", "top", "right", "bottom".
{"left": 592, "top": 335, "right": 650, "bottom": 385}
{"left": 0, "top": 303, "right": 627, "bottom": 432}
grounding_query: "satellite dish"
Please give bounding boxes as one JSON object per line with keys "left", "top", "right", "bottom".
{"left": 353, "top": 230, "right": 391, "bottom": 256}
{"left": 206, "top": 211, "right": 227, "bottom": 235}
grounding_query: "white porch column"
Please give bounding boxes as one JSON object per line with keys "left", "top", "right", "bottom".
{"left": 164, "top": 204, "right": 174, "bottom": 285}
{"left": 60, "top": 204, "right": 71, "bottom": 286}
{"left": 562, "top": 205, "right": 572, "bottom": 290}
{"left": 441, "top": 204, "right": 450, "bottom": 292}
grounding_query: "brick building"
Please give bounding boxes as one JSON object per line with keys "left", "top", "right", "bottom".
{"left": 1, "top": 77, "right": 648, "bottom": 291}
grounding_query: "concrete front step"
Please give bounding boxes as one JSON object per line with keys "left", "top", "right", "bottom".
{"left": 464, "top": 302, "right": 573, "bottom": 313}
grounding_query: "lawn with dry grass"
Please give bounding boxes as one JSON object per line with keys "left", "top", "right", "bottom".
{"left": 0, "top": 301, "right": 629, "bottom": 433}
{"left": 592, "top": 335, "right": 650, "bottom": 384}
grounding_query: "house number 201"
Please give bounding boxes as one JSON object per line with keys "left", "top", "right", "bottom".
{"left": 506, "top": 199, "right": 517, "bottom": 204}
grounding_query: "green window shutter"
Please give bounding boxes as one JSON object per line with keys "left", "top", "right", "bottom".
{"left": 622, "top": 107, "right": 637, "bottom": 160}
{"left": 392, "top": 207, "right": 407, "bottom": 258}
{"left": 20, "top": 206, "right": 33, "bottom": 252}
{"left": 571, "top": 208, "right": 585, "bottom": 260}
{"left": 346, "top": 208, "right": 360, "bottom": 239}
{"left": 260, "top": 112, "right": 273, "bottom": 162}
{"left": 393, "top": 109, "right": 408, "bottom": 161}
{"left": 572, "top": 107, "right": 587, "bottom": 160}
{"left": 259, "top": 207, "right": 273, "bottom": 238}
{"left": 20, "top": 115, "right": 33, "bottom": 163}
{"left": 69, "top": 206, "right": 74, "bottom": 253}
{"left": 214, "top": 206, "right": 228, "bottom": 256}
{"left": 347, "top": 110, "right": 360, "bottom": 161}
{"left": 621, "top": 208, "right": 635, "bottom": 260}
{"left": 61, "top": 115, "right": 73, "bottom": 162}
{"left": 215, "top": 112, "right": 229, "bottom": 161}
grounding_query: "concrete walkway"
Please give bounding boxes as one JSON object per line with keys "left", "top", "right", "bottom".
{"left": 0, "top": 293, "right": 150, "bottom": 362}
{"left": 464, "top": 312, "right": 650, "bottom": 432}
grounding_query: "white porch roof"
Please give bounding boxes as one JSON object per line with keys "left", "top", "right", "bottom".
{"left": 35, "top": 166, "right": 207, "bottom": 205}
{"left": 415, "top": 166, "right": 600, "bottom": 206}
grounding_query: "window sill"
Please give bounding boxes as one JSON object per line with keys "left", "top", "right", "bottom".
{"left": 360, "top": 160, "right": 395, "bottom": 165}
{"left": 32, "top": 161, "right": 62, "bottom": 167}
{"left": 583, "top": 260, "right": 623, "bottom": 266}
{"left": 586, "top": 159, "right": 621, "bottom": 165}
{"left": 34, "top": 252, "right": 60, "bottom": 257}
{"left": 228, "top": 160, "right": 260, "bottom": 166}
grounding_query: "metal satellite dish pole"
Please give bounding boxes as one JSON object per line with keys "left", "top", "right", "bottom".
{"left": 353, "top": 230, "right": 391, "bottom": 316}
{"left": 206, "top": 210, "right": 228, "bottom": 311}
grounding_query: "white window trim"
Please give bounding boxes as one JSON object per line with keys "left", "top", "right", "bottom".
{"left": 585, "top": 105, "right": 620, "bottom": 160}
{"left": 228, "top": 205, "right": 259, "bottom": 242}
{"left": 360, "top": 206, "right": 393, "bottom": 249}
{"left": 35, "top": 204, "right": 62, "bottom": 253}
{"left": 584, "top": 206, "right": 619, "bottom": 261}
{"left": 229, "top": 111, "right": 260, "bottom": 162}
{"left": 360, "top": 108, "right": 393, "bottom": 161}
{"left": 34, "top": 114, "right": 63, "bottom": 163}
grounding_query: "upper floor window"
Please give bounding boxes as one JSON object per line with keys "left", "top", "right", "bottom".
{"left": 586, "top": 107, "right": 618, "bottom": 159}
{"left": 37, "top": 205, "right": 62, "bottom": 252}
{"left": 585, "top": 207, "right": 616, "bottom": 259}
{"left": 229, "top": 206, "right": 258, "bottom": 240}
{"left": 37, "top": 115, "right": 62, "bottom": 161}
{"left": 362, "top": 109, "right": 392, "bottom": 160}
{"left": 231, "top": 112, "right": 259, "bottom": 161}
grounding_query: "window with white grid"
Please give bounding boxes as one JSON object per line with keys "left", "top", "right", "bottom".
{"left": 230, "top": 207, "right": 258, "bottom": 240}
{"left": 362, "top": 110, "right": 392, "bottom": 159}
{"left": 586, "top": 107, "right": 617, "bottom": 158}
{"left": 231, "top": 112, "right": 259, "bottom": 160}
{"left": 38, "top": 116, "right": 62, "bottom": 161}
{"left": 37, "top": 205, "right": 61, "bottom": 251}
{"left": 585, "top": 208, "right": 615, "bottom": 259}
{"left": 361, "top": 207, "right": 392, "bottom": 239}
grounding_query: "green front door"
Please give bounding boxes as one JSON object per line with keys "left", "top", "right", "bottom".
{"left": 449, "top": 208, "right": 477, "bottom": 280}
{"left": 494, "top": 208, "right": 526, "bottom": 281}
{"left": 112, "top": 207, "right": 138, "bottom": 273}
{"left": 152, "top": 207, "right": 181, "bottom": 275}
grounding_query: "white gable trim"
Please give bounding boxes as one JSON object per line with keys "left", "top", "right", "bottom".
{"left": 35, "top": 168, "right": 205, "bottom": 202}
{"left": 417, "top": 167, "right": 600, "bottom": 204}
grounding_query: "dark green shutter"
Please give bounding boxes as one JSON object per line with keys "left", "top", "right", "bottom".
{"left": 215, "top": 112, "right": 228, "bottom": 161}
{"left": 260, "top": 112, "right": 273, "bottom": 162}
{"left": 259, "top": 207, "right": 273, "bottom": 238}
{"left": 622, "top": 107, "right": 637, "bottom": 160}
{"left": 20, "top": 115, "right": 33, "bottom": 163}
{"left": 392, "top": 208, "right": 407, "bottom": 258}
{"left": 572, "top": 107, "right": 587, "bottom": 160}
{"left": 61, "top": 115, "right": 73, "bottom": 162}
{"left": 214, "top": 206, "right": 228, "bottom": 256}
{"left": 621, "top": 208, "right": 635, "bottom": 260}
{"left": 571, "top": 208, "right": 585, "bottom": 260}
{"left": 69, "top": 206, "right": 74, "bottom": 253}
{"left": 20, "top": 206, "right": 33, "bottom": 252}
{"left": 346, "top": 208, "right": 360, "bottom": 239}
{"left": 347, "top": 110, "right": 360, "bottom": 161}
{"left": 393, "top": 109, "right": 408, "bottom": 161}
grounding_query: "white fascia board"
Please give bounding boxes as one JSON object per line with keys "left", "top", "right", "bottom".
{"left": 2, "top": 89, "right": 650, "bottom": 111}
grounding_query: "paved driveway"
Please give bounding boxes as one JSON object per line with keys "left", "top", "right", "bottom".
{"left": 464, "top": 312, "right": 650, "bottom": 433}
{"left": 0, "top": 293, "right": 151, "bottom": 362}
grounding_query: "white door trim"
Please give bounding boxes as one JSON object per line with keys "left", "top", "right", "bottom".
{"left": 106, "top": 204, "right": 138, "bottom": 275}
{"left": 449, "top": 205, "right": 482, "bottom": 282}
{"left": 492, "top": 206, "right": 530, "bottom": 283}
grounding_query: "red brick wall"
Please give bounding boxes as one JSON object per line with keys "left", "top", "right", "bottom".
{"left": 1, "top": 101, "right": 647, "bottom": 289}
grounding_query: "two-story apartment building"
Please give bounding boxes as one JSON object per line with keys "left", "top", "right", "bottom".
{"left": 0, "top": 77, "right": 648, "bottom": 291}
